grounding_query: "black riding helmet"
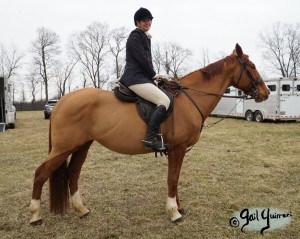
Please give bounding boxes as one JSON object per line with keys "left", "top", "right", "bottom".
{"left": 134, "top": 7, "right": 153, "bottom": 26}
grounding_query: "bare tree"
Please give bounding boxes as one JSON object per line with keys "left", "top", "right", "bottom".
{"left": 19, "top": 81, "right": 26, "bottom": 102}
{"left": 31, "top": 27, "right": 61, "bottom": 101}
{"left": 259, "top": 22, "right": 300, "bottom": 77}
{"left": 152, "top": 42, "right": 192, "bottom": 78}
{"left": 69, "top": 22, "right": 109, "bottom": 89}
{"left": 164, "top": 42, "right": 192, "bottom": 79}
{"left": 0, "top": 43, "right": 24, "bottom": 79}
{"left": 152, "top": 43, "right": 164, "bottom": 74}
{"left": 108, "top": 26, "right": 128, "bottom": 79}
{"left": 199, "top": 48, "right": 211, "bottom": 68}
{"left": 286, "top": 24, "right": 300, "bottom": 77}
{"left": 26, "top": 72, "right": 40, "bottom": 103}
{"left": 54, "top": 57, "right": 78, "bottom": 97}
{"left": 80, "top": 71, "right": 88, "bottom": 88}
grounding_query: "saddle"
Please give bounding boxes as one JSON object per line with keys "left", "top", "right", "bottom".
{"left": 113, "top": 78, "right": 182, "bottom": 123}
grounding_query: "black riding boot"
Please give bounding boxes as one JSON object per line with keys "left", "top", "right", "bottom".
{"left": 143, "top": 105, "right": 168, "bottom": 150}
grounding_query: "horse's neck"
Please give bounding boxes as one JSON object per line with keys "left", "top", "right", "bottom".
{"left": 180, "top": 65, "right": 234, "bottom": 119}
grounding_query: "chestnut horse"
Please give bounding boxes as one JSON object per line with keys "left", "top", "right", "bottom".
{"left": 29, "top": 44, "right": 269, "bottom": 225}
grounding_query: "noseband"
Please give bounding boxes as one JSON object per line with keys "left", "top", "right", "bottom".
{"left": 235, "top": 56, "right": 262, "bottom": 99}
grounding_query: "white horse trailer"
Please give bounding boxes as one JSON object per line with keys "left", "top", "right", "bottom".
{"left": 211, "top": 77, "right": 300, "bottom": 122}
{"left": 0, "top": 76, "right": 16, "bottom": 131}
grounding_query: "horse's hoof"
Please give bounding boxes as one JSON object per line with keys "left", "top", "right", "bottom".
{"left": 178, "top": 209, "right": 187, "bottom": 216}
{"left": 30, "top": 218, "right": 43, "bottom": 226}
{"left": 80, "top": 210, "right": 90, "bottom": 219}
{"left": 173, "top": 217, "right": 184, "bottom": 225}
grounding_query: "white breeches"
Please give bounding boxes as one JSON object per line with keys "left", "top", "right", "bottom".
{"left": 129, "top": 83, "right": 170, "bottom": 110}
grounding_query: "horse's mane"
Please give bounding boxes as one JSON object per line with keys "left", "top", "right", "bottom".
{"left": 199, "top": 54, "right": 236, "bottom": 80}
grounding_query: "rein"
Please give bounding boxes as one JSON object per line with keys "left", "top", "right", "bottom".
{"left": 181, "top": 86, "right": 250, "bottom": 99}
{"left": 180, "top": 88, "right": 205, "bottom": 123}
{"left": 177, "top": 55, "right": 262, "bottom": 124}
{"left": 180, "top": 56, "right": 262, "bottom": 101}
{"left": 179, "top": 86, "right": 247, "bottom": 131}
{"left": 163, "top": 55, "right": 262, "bottom": 153}
{"left": 181, "top": 57, "right": 261, "bottom": 100}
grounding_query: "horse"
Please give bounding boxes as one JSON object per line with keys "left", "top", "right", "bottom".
{"left": 29, "top": 44, "right": 270, "bottom": 225}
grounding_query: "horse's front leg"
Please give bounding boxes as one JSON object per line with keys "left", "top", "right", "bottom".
{"left": 166, "top": 144, "right": 186, "bottom": 224}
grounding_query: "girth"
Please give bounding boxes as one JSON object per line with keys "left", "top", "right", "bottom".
{"left": 113, "top": 79, "right": 182, "bottom": 123}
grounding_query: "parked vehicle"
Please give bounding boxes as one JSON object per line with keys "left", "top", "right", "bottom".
{"left": 44, "top": 99, "right": 58, "bottom": 119}
{"left": 211, "top": 77, "right": 300, "bottom": 122}
{"left": 0, "top": 76, "right": 16, "bottom": 131}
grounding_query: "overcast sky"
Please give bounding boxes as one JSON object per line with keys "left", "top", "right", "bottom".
{"left": 2, "top": 0, "right": 299, "bottom": 70}
{"left": 1, "top": 0, "right": 299, "bottom": 99}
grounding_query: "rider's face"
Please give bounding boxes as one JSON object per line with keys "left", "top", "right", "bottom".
{"left": 137, "top": 19, "right": 152, "bottom": 32}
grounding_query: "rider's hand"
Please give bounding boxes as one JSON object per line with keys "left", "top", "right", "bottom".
{"left": 153, "top": 74, "right": 166, "bottom": 81}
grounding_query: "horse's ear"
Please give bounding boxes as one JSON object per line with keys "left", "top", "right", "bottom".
{"left": 235, "top": 43, "right": 243, "bottom": 57}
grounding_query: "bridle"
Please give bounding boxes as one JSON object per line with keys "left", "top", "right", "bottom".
{"left": 165, "top": 56, "right": 265, "bottom": 152}
{"left": 171, "top": 55, "right": 264, "bottom": 133}
{"left": 178, "top": 56, "right": 263, "bottom": 100}
{"left": 234, "top": 56, "right": 263, "bottom": 99}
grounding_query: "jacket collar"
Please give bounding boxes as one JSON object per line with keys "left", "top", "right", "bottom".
{"left": 136, "top": 28, "right": 152, "bottom": 39}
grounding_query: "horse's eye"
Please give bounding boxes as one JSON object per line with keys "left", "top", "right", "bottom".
{"left": 251, "top": 64, "right": 256, "bottom": 69}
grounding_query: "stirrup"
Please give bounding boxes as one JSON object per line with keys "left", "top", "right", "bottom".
{"left": 143, "top": 141, "right": 167, "bottom": 150}
{"left": 143, "top": 134, "right": 168, "bottom": 150}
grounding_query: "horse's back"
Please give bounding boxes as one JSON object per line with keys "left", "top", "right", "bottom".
{"left": 54, "top": 88, "right": 113, "bottom": 114}
{"left": 50, "top": 88, "right": 149, "bottom": 154}
{"left": 52, "top": 88, "right": 131, "bottom": 128}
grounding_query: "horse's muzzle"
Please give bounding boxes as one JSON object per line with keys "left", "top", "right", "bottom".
{"left": 253, "top": 89, "right": 270, "bottom": 102}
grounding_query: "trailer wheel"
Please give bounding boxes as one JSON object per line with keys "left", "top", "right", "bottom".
{"left": 245, "top": 111, "right": 254, "bottom": 121}
{"left": 9, "top": 123, "right": 15, "bottom": 129}
{"left": 254, "top": 111, "right": 263, "bottom": 122}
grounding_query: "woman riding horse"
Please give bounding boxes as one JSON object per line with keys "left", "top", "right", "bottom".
{"left": 120, "top": 7, "right": 170, "bottom": 151}
{"left": 29, "top": 43, "right": 270, "bottom": 226}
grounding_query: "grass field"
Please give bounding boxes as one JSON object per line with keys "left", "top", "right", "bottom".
{"left": 0, "top": 111, "right": 299, "bottom": 239}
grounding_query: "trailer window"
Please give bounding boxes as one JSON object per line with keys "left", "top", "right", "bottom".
{"left": 282, "top": 84, "right": 290, "bottom": 91}
{"left": 225, "top": 88, "right": 230, "bottom": 94}
{"left": 297, "top": 85, "right": 300, "bottom": 91}
{"left": 267, "top": 85, "right": 276, "bottom": 91}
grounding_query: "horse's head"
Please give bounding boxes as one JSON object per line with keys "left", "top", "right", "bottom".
{"left": 232, "top": 44, "right": 269, "bottom": 102}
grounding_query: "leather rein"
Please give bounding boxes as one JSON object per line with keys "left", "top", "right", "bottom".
{"left": 161, "top": 56, "right": 263, "bottom": 154}
{"left": 177, "top": 55, "right": 262, "bottom": 130}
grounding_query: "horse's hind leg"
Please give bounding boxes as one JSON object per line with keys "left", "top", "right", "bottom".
{"left": 68, "top": 141, "right": 93, "bottom": 218}
{"left": 166, "top": 144, "right": 186, "bottom": 224}
{"left": 29, "top": 151, "right": 71, "bottom": 225}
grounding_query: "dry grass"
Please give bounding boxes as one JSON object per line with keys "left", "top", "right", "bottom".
{"left": 0, "top": 111, "right": 299, "bottom": 239}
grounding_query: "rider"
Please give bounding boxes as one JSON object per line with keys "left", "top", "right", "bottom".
{"left": 120, "top": 7, "right": 170, "bottom": 150}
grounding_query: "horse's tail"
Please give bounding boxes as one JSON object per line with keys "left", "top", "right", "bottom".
{"left": 48, "top": 118, "right": 69, "bottom": 215}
